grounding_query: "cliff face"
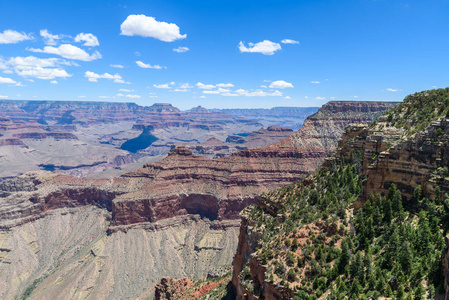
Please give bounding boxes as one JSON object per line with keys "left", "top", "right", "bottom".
{"left": 0, "top": 101, "right": 396, "bottom": 299}
{"left": 231, "top": 89, "right": 449, "bottom": 300}
{"left": 0, "top": 101, "right": 396, "bottom": 230}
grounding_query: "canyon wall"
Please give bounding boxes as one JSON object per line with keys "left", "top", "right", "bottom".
{"left": 0, "top": 101, "right": 397, "bottom": 299}
{"left": 231, "top": 89, "right": 449, "bottom": 299}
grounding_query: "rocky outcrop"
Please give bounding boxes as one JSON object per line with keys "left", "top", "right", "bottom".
{"left": 230, "top": 89, "right": 449, "bottom": 300}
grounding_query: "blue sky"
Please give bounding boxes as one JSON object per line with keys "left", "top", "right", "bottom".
{"left": 0, "top": 0, "right": 448, "bottom": 109}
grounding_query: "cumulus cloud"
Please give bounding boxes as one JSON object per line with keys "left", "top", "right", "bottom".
{"left": 200, "top": 95, "right": 206, "bottom": 98}
{"left": 74, "top": 33, "right": 99, "bottom": 46}
{"left": 180, "top": 83, "right": 193, "bottom": 89}
{"left": 269, "top": 80, "right": 294, "bottom": 89}
{"left": 217, "top": 83, "right": 234, "bottom": 87}
{"left": 85, "top": 71, "right": 125, "bottom": 83}
{"left": 50, "top": 80, "right": 58, "bottom": 84}
{"left": 238, "top": 40, "right": 281, "bottom": 55}
{"left": 0, "top": 95, "right": 9, "bottom": 99}
{"left": 125, "top": 94, "right": 141, "bottom": 99}
{"left": 99, "top": 96, "right": 110, "bottom": 99}
{"left": 28, "top": 44, "right": 102, "bottom": 61}
{"left": 235, "top": 89, "right": 282, "bottom": 97}
{"left": 120, "top": 14, "right": 186, "bottom": 42}
{"left": 40, "top": 29, "right": 63, "bottom": 46}
{"left": 153, "top": 83, "right": 172, "bottom": 89}
{"left": 0, "top": 30, "right": 32, "bottom": 44}
{"left": 0, "top": 76, "right": 18, "bottom": 85}
{"left": 203, "top": 90, "right": 220, "bottom": 94}
{"left": 110, "top": 64, "right": 124, "bottom": 68}
{"left": 196, "top": 82, "right": 215, "bottom": 89}
{"left": 221, "top": 92, "right": 239, "bottom": 97}
{"left": 281, "top": 39, "right": 299, "bottom": 44}
{"left": 119, "top": 88, "right": 131, "bottom": 92}
{"left": 315, "top": 96, "right": 325, "bottom": 100}
{"left": 173, "top": 89, "right": 188, "bottom": 92}
{"left": 386, "top": 88, "right": 401, "bottom": 92}
{"left": 284, "top": 96, "right": 291, "bottom": 99}
{"left": 0, "top": 56, "right": 72, "bottom": 80}
{"left": 173, "top": 46, "right": 189, "bottom": 53}
{"left": 310, "top": 81, "right": 321, "bottom": 84}
{"left": 136, "top": 60, "right": 166, "bottom": 69}
{"left": 78, "top": 95, "right": 86, "bottom": 98}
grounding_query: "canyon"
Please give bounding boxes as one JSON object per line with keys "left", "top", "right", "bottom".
{"left": 0, "top": 101, "right": 318, "bottom": 179}
{"left": 0, "top": 100, "right": 397, "bottom": 299}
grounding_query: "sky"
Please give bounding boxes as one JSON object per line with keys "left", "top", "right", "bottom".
{"left": 0, "top": 0, "right": 448, "bottom": 110}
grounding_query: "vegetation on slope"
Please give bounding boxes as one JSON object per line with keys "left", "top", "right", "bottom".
{"left": 242, "top": 153, "right": 447, "bottom": 299}
{"left": 238, "top": 88, "right": 449, "bottom": 299}
{"left": 372, "top": 87, "right": 449, "bottom": 136}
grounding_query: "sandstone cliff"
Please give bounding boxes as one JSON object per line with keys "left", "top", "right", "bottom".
{"left": 0, "top": 100, "right": 396, "bottom": 299}
{"left": 231, "top": 88, "right": 449, "bottom": 300}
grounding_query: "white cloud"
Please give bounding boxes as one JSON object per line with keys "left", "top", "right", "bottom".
{"left": 173, "top": 46, "right": 189, "bottom": 53}
{"left": 196, "top": 82, "right": 215, "bottom": 89}
{"left": 120, "top": 14, "right": 186, "bottom": 42}
{"left": 203, "top": 90, "right": 220, "bottom": 94}
{"left": 0, "top": 95, "right": 9, "bottom": 99}
{"left": 0, "top": 76, "right": 18, "bottom": 85}
{"left": 304, "top": 96, "right": 309, "bottom": 99}
{"left": 74, "top": 33, "right": 99, "bottom": 47}
{"left": 174, "top": 88, "right": 188, "bottom": 92}
{"left": 85, "top": 71, "right": 125, "bottom": 83}
{"left": 269, "top": 80, "right": 294, "bottom": 89}
{"left": 154, "top": 83, "right": 172, "bottom": 89}
{"left": 353, "top": 96, "right": 359, "bottom": 98}
{"left": 315, "top": 97, "right": 325, "bottom": 100}
{"left": 3, "top": 70, "right": 13, "bottom": 74}
{"left": 40, "top": 29, "right": 63, "bottom": 46}
{"left": 236, "top": 89, "right": 283, "bottom": 97}
{"left": 238, "top": 40, "right": 281, "bottom": 55}
{"left": 149, "top": 95, "right": 158, "bottom": 98}
{"left": 200, "top": 95, "right": 206, "bottom": 98}
{"left": 310, "top": 81, "right": 321, "bottom": 84}
{"left": 0, "top": 30, "right": 32, "bottom": 44}
{"left": 217, "top": 83, "right": 234, "bottom": 87}
{"left": 110, "top": 64, "right": 124, "bottom": 68}
{"left": 284, "top": 96, "right": 291, "bottom": 99}
{"left": 119, "top": 88, "right": 131, "bottom": 92}
{"left": 386, "top": 88, "right": 401, "bottom": 92}
{"left": 50, "top": 80, "right": 58, "bottom": 84}
{"left": 0, "top": 56, "right": 72, "bottom": 80}
{"left": 136, "top": 60, "right": 166, "bottom": 69}
{"left": 99, "top": 96, "right": 110, "bottom": 99}
{"left": 260, "top": 85, "right": 267, "bottom": 88}
{"left": 125, "top": 94, "right": 141, "bottom": 99}
{"left": 180, "top": 83, "right": 193, "bottom": 89}
{"left": 78, "top": 95, "right": 86, "bottom": 98}
{"left": 222, "top": 92, "right": 239, "bottom": 97}
{"left": 281, "top": 39, "right": 299, "bottom": 44}
{"left": 28, "top": 44, "right": 102, "bottom": 61}
{"left": 331, "top": 97, "right": 335, "bottom": 99}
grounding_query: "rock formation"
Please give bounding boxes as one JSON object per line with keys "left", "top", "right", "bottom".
{"left": 230, "top": 88, "right": 449, "bottom": 299}
{"left": 0, "top": 100, "right": 397, "bottom": 299}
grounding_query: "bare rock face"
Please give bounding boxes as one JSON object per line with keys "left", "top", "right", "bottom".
{"left": 0, "top": 208, "right": 239, "bottom": 300}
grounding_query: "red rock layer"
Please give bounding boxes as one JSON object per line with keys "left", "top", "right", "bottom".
{"left": 0, "top": 101, "right": 397, "bottom": 229}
